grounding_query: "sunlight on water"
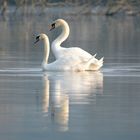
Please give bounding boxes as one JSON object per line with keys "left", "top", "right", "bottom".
{"left": 41, "top": 71, "right": 103, "bottom": 131}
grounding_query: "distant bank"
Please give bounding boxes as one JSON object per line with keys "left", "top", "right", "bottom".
{"left": 1, "top": 0, "right": 140, "bottom": 16}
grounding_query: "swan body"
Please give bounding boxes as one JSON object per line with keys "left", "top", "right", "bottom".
{"left": 34, "top": 34, "right": 103, "bottom": 71}
{"left": 50, "top": 19, "right": 104, "bottom": 70}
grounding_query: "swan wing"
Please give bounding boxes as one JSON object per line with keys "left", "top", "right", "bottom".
{"left": 87, "top": 57, "right": 104, "bottom": 71}
{"left": 65, "top": 49, "right": 104, "bottom": 71}
{"left": 72, "top": 56, "right": 104, "bottom": 71}
{"left": 43, "top": 51, "right": 103, "bottom": 71}
{"left": 58, "top": 47, "right": 93, "bottom": 61}
{"left": 43, "top": 56, "right": 83, "bottom": 71}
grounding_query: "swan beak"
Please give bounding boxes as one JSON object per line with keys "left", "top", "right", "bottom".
{"left": 34, "top": 39, "right": 39, "bottom": 44}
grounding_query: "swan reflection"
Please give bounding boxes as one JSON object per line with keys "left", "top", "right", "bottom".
{"left": 42, "top": 71, "right": 103, "bottom": 131}
{"left": 42, "top": 78, "right": 49, "bottom": 113}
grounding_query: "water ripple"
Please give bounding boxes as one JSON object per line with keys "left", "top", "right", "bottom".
{"left": 0, "top": 68, "right": 42, "bottom": 77}
{"left": 103, "top": 65, "right": 140, "bottom": 77}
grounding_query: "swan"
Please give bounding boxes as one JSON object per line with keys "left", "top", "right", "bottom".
{"left": 34, "top": 33, "right": 102, "bottom": 71}
{"left": 49, "top": 19, "right": 104, "bottom": 70}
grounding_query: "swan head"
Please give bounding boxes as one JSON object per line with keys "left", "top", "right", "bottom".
{"left": 50, "top": 19, "right": 67, "bottom": 31}
{"left": 34, "top": 33, "right": 49, "bottom": 44}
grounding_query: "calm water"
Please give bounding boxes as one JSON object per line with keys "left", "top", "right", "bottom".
{"left": 0, "top": 12, "right": 140, "bottom": 140}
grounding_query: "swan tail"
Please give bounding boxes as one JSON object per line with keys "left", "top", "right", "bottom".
{"left": 93, "top": 53, "right": 97, "bottom": 57}
{"left": 87, "top": 57, "right": 104, "bottom": 71}
{"left": 99, "top": 57, "right": 104, "bottom": 66}
{"left": 72, "top": 56, "right": 104, "bottom": 72}
{"left": 74, "top": 56, "right": 97, "bottom": 71}
{"left": 99, "top": 57, "right": 104, "bottom": 64}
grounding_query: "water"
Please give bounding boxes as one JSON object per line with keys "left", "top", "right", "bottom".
{"left": 0, "top": 12, "right": 140, "bottom": 140}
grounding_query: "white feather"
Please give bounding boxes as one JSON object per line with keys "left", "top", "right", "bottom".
{"left": 51, "top": 19, "right": 104, "bottom": 71}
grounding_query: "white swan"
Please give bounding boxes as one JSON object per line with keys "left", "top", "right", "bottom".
{"left": 50, "top": 19, "right": 104, "bottom": 70}
{"left": 34, "top": 33, "right": 101, "bottom": 71}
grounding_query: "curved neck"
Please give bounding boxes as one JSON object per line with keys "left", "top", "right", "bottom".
{"left": 52, "top": 21, "right": 70, "bottom": 46}
{"left": 43, "top": 37, "right": 50, "bottom": 64}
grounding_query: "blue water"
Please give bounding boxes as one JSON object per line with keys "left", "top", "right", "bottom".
{"left": 0, "top": 11, "right": 140, "bottom": 140}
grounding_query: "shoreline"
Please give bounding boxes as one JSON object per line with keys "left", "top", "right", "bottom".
{"left": 1, "top": 4, "right": 140, "bottom": 18}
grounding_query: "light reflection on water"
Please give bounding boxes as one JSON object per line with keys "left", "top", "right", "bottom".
{"left": 0, "top": 67, "right": 103, "bottom": 139}
{"left": 42, "top": 71, "right": 103, "bottom": 132}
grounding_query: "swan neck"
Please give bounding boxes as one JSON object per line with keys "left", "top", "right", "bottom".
{"left": 53, "top": 21, "right": 70, "bottom": 46}
{"left": 43, "top": 37, "right": 50, "bottom": 64}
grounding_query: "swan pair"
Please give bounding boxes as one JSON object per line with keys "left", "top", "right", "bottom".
{"left": 35, "top": 19, "right": 104, "bottom": 71}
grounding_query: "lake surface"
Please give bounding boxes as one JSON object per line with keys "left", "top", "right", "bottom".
{"left": 0, "top": 11, "right": 140, "bottom": 140}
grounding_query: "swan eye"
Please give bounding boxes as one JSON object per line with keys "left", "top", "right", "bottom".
{"left": 50, "top": 23, "right": 55, "bottom": 31}
{"left": 52, "top": 23, "right": 55, "bottom": 28}
{"left": 36, "top": 36, "right": 40, "bottom": 40}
